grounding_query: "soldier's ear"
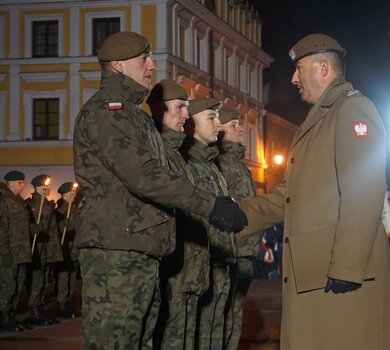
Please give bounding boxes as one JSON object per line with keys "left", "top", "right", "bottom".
{"left": 111, "top": 60, "right": 125, "bottom": 74}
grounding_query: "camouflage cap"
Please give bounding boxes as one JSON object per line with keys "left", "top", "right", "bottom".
{"left": 146, "top": 80, "right": 189, "bottom": 104}
{"left": 218, "top": 106, "right": 240, "bottom": 124}
{"left": 31, "top": 174, "right": 50, "bottom": 187}
{"left": 97, "top": 31, "right": 151, "bottom": 61}
{"left": 289, "top": 33, "right": 346, "bottom": 63}
{"left": 58, "top": 182, "right": 74, "bottom": 194}
{"left": 3, "top": 170, "right": 25, "bottom": 181}
{"left": 188, "top": 98, "right": 221, "bottom": 117}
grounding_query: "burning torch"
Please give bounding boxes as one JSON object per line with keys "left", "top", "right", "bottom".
{"left": 31, "top": 177, "right": 51, "bottom": 254}
{"left": 61, "top": 183, "right": 78, "bottom": 246}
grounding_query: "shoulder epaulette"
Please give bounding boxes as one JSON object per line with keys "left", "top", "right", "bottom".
{"left": 346, "top": 90, "right": 360, "bottom": 97}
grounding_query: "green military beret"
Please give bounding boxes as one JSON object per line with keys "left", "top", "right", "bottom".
{"left": 146, "top": 80, "right": 189, "bottom": 104}
{"left": 188, "top": 98, "right": 221, "bottom": 117}
{"left": 289, "top": 33, "right": 346, "bottom": 63}
{"left": 58, "top": 182, "right": 74, "bottom": 194}
{"left": 3, "top": 170, "right": 25, "bottom": 181}
{"left": 31, "top": 174, "right": 50, "bottom": 187}
{"left": 97, "top": 31, "right": 151, "bottom": 62}
{"left": 218, "top": 106, "right": 240, "bottom": 124}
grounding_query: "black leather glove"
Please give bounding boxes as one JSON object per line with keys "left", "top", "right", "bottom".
{"left": 324, "top": 277, "right": 361, "bottom": 294}
{"left": 208, "top": 196, "right": 248, "bottom": 232}
{"left": 30, "top": 223, "right": 41, "bottom": 235}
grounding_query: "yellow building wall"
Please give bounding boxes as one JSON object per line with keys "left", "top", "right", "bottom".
{"left": 0, "top": 147, "right": 73, "bottom": 165}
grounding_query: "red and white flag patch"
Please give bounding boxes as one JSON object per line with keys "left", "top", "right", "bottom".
{"left": 108, "top": 102, "right": 123, "bottom": 111}
{"left": 353, "top": 121, "right": 368, "bottom": 137}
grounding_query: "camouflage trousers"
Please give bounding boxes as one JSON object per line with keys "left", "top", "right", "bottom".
{"left": 55, "top": 259, "right": 79, "bottom": 304}
{"left": 159, "top": 292, "right": 199, "bottom": 350}
{"left": 196, "top": 265, "right": 231, "bottom": 350}
{"left": 79, "top": 248, "right": 160, "bottom": 350}
{"left": 0, "top": 264, "right": 26, "bottom": 311}
{"left": 26, "top": 244, "right": 48, "bottom": 307}
{"left": 223, "top": 258, "right": 254, "bottom": 350}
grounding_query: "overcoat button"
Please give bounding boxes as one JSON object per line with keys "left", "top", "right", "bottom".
{"left": 291, "top": 157, "right": 295, "bottom": 164}
{"left": 284, "top": 277, "right": 288, "bottom": 283}
{"left": 284, "top": 237, "right": 289, "bottom": 243}
{"left": 286, "top": 197, "right": 290, "bottom": 203}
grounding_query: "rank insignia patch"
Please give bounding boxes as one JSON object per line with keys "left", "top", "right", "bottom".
{"left": 353, "top": 122, "right": 368, "bottom": 137}
{"left": 108, "top": 102, "right": 123, "bottom": 111}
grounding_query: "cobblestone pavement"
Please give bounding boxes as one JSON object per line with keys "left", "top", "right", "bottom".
{"left": 0, "top": 278, "right": 282, "bottom": 350}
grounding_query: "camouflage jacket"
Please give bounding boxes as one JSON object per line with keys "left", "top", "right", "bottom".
{"left": 0, "top": 187, "right": 31, "bottom": 266}
{"left": 73, "top": 71, "right": 213, "bottom": 258}
{"left": 25, "top": 193, "right": 63, "bottom": 263}
{"left": 56, "top": 198, "right": 79, "bottom": 261}
{"left": 185, "top": 139, "right": 236, "bottom": 265}
{"left": 218, "top": 141, "right": 262, "bottom": 257}
{"left": 160, "top": 128, "right": 210, "bottom": 295}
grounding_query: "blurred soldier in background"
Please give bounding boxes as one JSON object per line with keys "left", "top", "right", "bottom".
{"left": 26, "top": 174, "right": 63, "bottom": 326}
{"left": 54, "top": 182, "right": 81, "bottom": 319}
{"left": 216, "top": 107, "right": 263, "bottom": 350}
{"left": 0, "top": 171, "right": 31, "bottom": 331}
{"left": 182, "top": 98, "right": 236, "bottom": 350}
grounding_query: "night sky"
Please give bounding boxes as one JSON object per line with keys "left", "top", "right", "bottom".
{"left": 251, "top": 0, "right": 390, "bottom": 128}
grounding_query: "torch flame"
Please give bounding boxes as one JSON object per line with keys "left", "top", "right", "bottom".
{"left": 73, "top": 183, "right": 79, "bottom": 189}
{"left": 44, "top": 177, "right": 51, "bottom": 186}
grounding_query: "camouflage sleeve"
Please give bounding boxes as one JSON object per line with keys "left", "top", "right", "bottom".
{"left": 0, "top": 199, "right": 9, "bottom": 249}
{"left": 84, "top": 107, "right": 214, "bottom": 216}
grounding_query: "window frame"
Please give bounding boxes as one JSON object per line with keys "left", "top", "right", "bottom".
{"left": 23, "top": 90, "right": 66, "bottom": 141}
{"left": 32, "top": 20, "right": 59, "bottom": 58}
{"left": 25, "top": 14, "right": 63, "bottom": 58}
{"left": 85, "top": 11, "right": 125, "bottom": 56}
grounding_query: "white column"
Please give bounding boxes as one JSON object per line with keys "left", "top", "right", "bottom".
{"left": 8, "top": 65, "right": 20, "bottom": 140}
{"left": 69, "top": 4, "right": 80, "bottom": 57}
{"left": 131, "top": 4, "right": 141, "bottom": 33}
{"left": 68, "top": 63, "right": 80, "bottom": 139}
{"left": 10, "top": 7, "right": 19, "bottom": 59}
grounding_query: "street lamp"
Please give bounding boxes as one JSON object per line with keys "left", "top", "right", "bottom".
{"left": 273, "top": 154, "right": 284, "bottom": 165}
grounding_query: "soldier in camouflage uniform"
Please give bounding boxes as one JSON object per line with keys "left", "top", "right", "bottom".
{"left": 0, "top": 171, "right": 32, "bottom": 331}
{"left": 25, "top": 174, "right": 63, "bottom": 326}
{"left": 217, "top": 107, "right": 263, "bottom": 350}
{"left": 147, "top": 80, "right": 211, "bottom": 349}
{"left": 54, "top": 182, "right": 80, "bottom": 319}
{"left": 72, "top": 31, "right": 246, "bottom": 350}
{"left": 182, "top": 99, "right": 236, "bottom": 350}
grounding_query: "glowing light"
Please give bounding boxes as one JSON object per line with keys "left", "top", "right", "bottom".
{"left": 274, "top": 154, "right": 284, "bottom": 165}
{"left": 44, "top": 177, "right": 51, "bottom": 186}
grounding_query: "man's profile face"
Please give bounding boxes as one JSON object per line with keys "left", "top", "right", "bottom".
{"left": 163, "top": 99, "right": 189, "bottom": 132}
{"left": 193, "top": 110, "right": 222, "bottom": 145}
{"left": 291, "top": 55, "right": 322, "bottom": 104}
{"left": 7, "top": 180, "right": 24, "bottom": 196}
{"left": 120, "top": 52, "right": 156, "bottom": 89}
{"left": 222, "top": 119, "right": 244, "bottom": 144}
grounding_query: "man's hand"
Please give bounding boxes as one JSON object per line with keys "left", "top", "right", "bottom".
{"left": 208, "top": 196, "right": 248, "bottom": 232}
{"left": 324, "top": 277, "right": 361, "bottom": 294}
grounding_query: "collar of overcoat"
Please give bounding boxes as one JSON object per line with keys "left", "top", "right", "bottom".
{"left": 291, "top": 77, "right": 353, "bottom": 148}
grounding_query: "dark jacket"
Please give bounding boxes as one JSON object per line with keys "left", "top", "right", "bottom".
{"left": 0, "top": 187, "right": 31, "bottom": 266}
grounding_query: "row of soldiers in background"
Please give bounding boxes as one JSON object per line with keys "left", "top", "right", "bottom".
{"left": 145, "top": 80, "right": 267, "bottom": 350}
{"left": 0, "top": 172, "right": 80, "bottom": 332}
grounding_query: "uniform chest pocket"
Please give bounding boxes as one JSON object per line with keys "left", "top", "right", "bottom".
{"left": 198, "top": 175, "right": 221, "bottom": 194}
